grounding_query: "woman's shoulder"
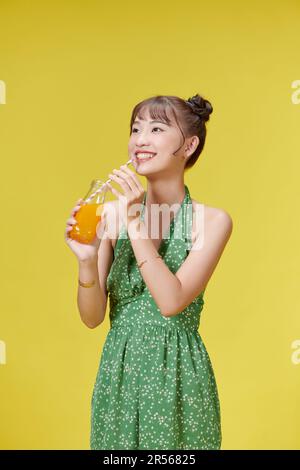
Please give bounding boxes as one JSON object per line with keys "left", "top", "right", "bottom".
{"left": 190, "top": 198, "right": 233, "bottom": 243}
{"left": 191, "top": 198, "right": 232, "bottom": 219}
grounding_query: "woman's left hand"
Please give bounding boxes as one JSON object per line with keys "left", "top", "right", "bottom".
{"left": 105, "top": 164, "right": 145, "bottom": 229}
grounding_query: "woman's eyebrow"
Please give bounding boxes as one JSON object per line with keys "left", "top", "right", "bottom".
{"left": 133, "top": 120, "right": 170, "bottom": 126}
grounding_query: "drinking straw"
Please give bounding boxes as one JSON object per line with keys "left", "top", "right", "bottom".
{"left": 84, "top": 158, "right": 133, "bottom": 203}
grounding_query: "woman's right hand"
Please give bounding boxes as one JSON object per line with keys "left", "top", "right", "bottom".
{"left": 64, "top": 198, "right": 107, "bottom": 263}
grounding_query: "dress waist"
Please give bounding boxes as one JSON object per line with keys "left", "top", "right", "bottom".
{"left": 108, "top": 288, "right": 204, "bottom": 333}
{"left": 109, "top": 320, "right": 200, "bottom": 335}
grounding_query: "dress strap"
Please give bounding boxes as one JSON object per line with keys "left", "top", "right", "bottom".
{"left": 176, "top": 184, "right": 193, "bottom": 254}
{"left": 140, "top": 192, "right": 147, "bottom": 221}
{"left": 184, "top": 185, "right": 193, "bottom": 253}
{"left": 141, "top": 185, "right": 193, "bottom": 254}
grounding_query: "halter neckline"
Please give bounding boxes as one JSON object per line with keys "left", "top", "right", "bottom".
{"left": 139, "top": 184, "right": 192, "bottom": 255}
{"left": 141, "top": 184, "right": 190, "bottom": 213}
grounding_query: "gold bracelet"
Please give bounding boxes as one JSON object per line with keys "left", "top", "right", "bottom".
{"left": 78, "top": 278, "right": 96, "bottom": 288}
{"left": 137, "top": 254, "right": 162, "bottom": 269}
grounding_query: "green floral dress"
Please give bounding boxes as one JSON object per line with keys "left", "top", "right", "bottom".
{"left": 90, "top": 184, "right": 222, "bottom": 450}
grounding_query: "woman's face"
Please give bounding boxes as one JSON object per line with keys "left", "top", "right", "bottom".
{"left": 128, "top": 107, "right": 186, "bottom": 176}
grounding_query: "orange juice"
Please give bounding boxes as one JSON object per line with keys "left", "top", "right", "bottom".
{"left": 69, "top": 203, "right": 104, "bottom": 244}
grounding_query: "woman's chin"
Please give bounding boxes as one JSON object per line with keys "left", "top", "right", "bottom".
{"left": 131, "top": 158, "right": 164, "bottom": 175}
{"left": 132, "top": 161, "right": 153, "bottom": 173}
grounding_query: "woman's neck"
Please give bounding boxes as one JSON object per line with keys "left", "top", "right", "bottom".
{"left": 145, "top": 178, "right": 186, "bottom": 208}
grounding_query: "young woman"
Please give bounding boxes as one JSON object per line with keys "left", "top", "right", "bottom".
{"left": 65, "top": 94, "right": 233, "bottom": 450}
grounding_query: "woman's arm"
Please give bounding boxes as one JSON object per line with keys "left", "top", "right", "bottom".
{"left": 77, "top": 257, "right": 105, "bottom": 328}
{"left": 128, "top": 207, "right": 233, "bottom": 317}
{"left": 77, "top": 202, "right": 115, "bottom": 328}
{"left": 106, "top": 164, "right": 233, "bottom": 318}
{"left": 169, "top": 208, "right": 233, "bottom": 315}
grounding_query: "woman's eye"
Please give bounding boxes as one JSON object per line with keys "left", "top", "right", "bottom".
{"left": 131, "top": 127, "right": 163, "bottom": 133}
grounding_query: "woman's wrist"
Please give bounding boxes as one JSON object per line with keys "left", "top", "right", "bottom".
{"left": 78, "top": 257, "right": 99, "bottom": 285}
{"left": 78, "top": 256, "right": 98, "bottom": 267}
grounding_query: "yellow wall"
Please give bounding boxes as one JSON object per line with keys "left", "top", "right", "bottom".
{"left": 0, "top": 0, "right": 299, "bottom": 450}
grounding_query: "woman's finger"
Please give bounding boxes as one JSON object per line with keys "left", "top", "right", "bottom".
{"left": 110, "top": 169, "right": 139, "bottom": 197}
{"left": 106, "top": 175, "right": 124, "bottom": 198}
{"left": 73, "top": 197, "right": 84, "bottom": 208}
{"left": 108, "top": 173, "right": 130, "bottom": 196}
{"left": 72, "top": 205, "right": 82, "bottom": 215}
{"left": 120, "top": 165, "right": 143, "bottom": 191}
{"left": 105, "top": 181, "right": 122, "bottom": 198}
{"left": 67, "top": 217, "right": 77, "bottom": 225}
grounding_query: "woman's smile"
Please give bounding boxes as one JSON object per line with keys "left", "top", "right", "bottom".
{"left": 134, "top": 153, "right": 158, "bottom": 163}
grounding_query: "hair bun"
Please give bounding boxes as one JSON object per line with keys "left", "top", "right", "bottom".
{"left": 186, "top": 94, "right": 213, "bottom": 122}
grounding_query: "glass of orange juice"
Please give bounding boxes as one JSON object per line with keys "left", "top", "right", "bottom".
{"left": 69, "top": 179, "right": 107, "bottom": 244}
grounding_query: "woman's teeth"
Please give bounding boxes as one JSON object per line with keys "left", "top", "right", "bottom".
{"left": 136, "top": 153, "right": 156, "bottom": 161}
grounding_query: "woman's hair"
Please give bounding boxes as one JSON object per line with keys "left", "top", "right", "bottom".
{"left": 129, "top": 94, "right": 213, "bottom": 170}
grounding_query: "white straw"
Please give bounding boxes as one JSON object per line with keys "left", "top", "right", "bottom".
{"left": 84, "top": 159, "right": 133, "bottom": 203}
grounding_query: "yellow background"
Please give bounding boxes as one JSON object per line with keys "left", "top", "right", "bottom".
{"left": 0, "top": 0, "right": 299, "bottom": 450}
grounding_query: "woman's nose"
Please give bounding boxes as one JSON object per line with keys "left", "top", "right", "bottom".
{"left": 135, "top": 131, "right": 152, "bottom": 144}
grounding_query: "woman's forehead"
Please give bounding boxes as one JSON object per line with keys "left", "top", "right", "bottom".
{"left": 136, "top": 106, "right": 175, "bottom": 126}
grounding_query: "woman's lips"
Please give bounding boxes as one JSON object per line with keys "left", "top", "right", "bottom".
{"left": 134, "top": 153, "right": 157, "bottom": 163}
